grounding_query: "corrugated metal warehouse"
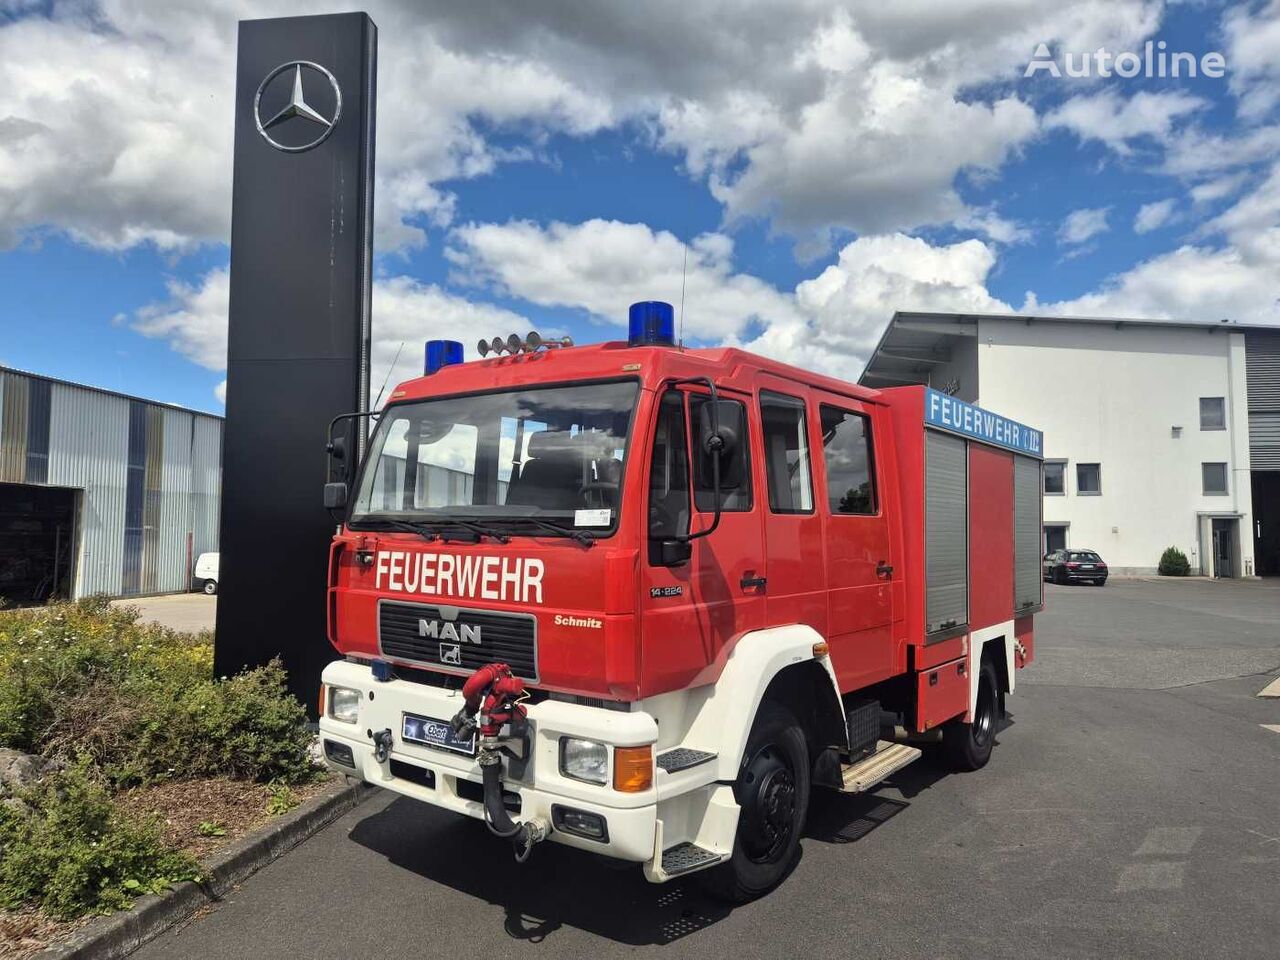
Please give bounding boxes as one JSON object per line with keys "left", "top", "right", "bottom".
{"left": 0, "top": 366, "right": 222, "bottom": 604}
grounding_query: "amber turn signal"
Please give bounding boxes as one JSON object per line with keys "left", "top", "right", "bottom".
{"left": 317, "top": 683, "right": 326, "bottom": 718}
{"left": 613, "top": 745, "right": 653, "bottom": 792}
{"left": 812, "top": 641, "right": 830, "bottom": 657}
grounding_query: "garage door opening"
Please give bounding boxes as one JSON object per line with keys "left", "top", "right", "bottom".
{"left": 0, "top": 483, "right": 78, "bottom": 606}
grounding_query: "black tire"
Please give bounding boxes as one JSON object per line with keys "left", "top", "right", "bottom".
{"left": 699, "top": 702, "right": 810, "bottom": 903}
{"left": 203, "top": 579, "right": 218, "bottom": 595}
{"left": 941, "top": 659, "right": 999, "bottom": 771}
{"left": 1054, "top": 567, "right": 1067, "bottom": 585}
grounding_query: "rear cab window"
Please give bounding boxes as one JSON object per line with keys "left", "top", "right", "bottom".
{"left": 818, "top": 404, "right": 877, "bottom": 515}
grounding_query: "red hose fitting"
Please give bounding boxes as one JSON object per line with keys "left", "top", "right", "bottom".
{"left": 454, "top": 663, "right": 528, "bottom": 738}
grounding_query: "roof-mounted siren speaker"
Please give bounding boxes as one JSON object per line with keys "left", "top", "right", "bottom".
{"left": 628, "top": 300, "right": 676, "bottom": 347}
{"left": 424, "top": 339, "right": 464, "bottom": 375}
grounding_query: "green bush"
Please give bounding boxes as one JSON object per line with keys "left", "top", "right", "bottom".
{"left": 1158, "top": 546, "right": 1191, "bottom": 576}
{"left": 0, "top": 598, "right": 315, "bottom": 786}
{"left": 0, "top": 763, "right": 198, "bottom": 919}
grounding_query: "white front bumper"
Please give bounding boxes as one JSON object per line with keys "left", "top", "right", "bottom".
{"left": 319, "top": 659, "right": 668, "bottom": 863}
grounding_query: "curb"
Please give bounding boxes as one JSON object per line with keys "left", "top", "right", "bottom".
{"left": 38, "top": 779, "right": 373, "bottom": 960}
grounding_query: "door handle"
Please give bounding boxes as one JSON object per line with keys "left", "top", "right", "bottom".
{"left": 876, "top": 561, "right": 894, "bottom": 579}
{"left": 740, "top": 575, "right": 767, "bottom": 591}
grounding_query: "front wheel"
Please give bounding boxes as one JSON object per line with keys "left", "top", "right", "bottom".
{"left": 699, "top": 702, "right": 810, "bottom": 903}
{"left": 941, "top": 659, "right": 999, "bottom": 771}
{"left": 202, "top": 579, "right": 218, "bottom": 595}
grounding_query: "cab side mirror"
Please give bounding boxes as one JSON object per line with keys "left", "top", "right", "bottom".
{"left": 324, "top": 482, "right": 349, "bottom": 510}
{"left": 658, "top": 539, "right": 692, "bottom": 567}
{"left": 696, "top": 400, "right": 745, "bottom": 489}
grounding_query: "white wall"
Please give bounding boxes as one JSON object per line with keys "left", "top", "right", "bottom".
{"left": 975, "top": 320, "right": 1254, "bottom": 576}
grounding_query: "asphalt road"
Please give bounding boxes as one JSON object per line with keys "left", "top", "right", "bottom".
{"left": 136, "top": 579, "right": 1280, "bottom": 960}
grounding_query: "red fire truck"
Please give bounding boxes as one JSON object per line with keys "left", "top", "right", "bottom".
{"left": 318, "top": 301, "right": 1042, "bottom": 901}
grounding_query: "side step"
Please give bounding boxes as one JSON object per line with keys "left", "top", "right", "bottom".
{"left": 838, "top": 740, "right": 922, "bottom": 794}
{"left": 661, "top": 842, "right": 722, "bottom": 877}
{"left": 656, "top": 748, "right": 717, "bottom": 773}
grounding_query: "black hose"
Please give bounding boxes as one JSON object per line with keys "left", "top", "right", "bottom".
{"left": 481, "top": 760, "right": 524, "bottom": 839}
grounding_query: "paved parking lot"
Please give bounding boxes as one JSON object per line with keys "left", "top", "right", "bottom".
{"left": 110, "top": 593, "right": 216, "bottom": 633}
{"left": 135, "top": 579, "right": 1280, "bottom": 960}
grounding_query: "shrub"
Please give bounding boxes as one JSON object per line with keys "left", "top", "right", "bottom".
{"left": 1158, "top": 546, "right": 1191, "bottom": 576}
{"left": 0, "top": 599, "right": 316, "bottom": 786}
{"left": 0, "top": 763, "right": 198, "bottom": 919}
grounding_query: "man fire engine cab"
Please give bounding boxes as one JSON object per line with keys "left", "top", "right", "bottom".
{"left": 319, "top": 301, "right": 1041, "bottom": 901}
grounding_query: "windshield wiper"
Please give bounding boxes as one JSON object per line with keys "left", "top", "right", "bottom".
{"left": 353, "top": 517, "right": 440, "bottom": 541}
{"left": 354, "top": 516, "right": 509, "bottom": 544}
{"left": 502, "top": 516, "right": 598, "bottom": 547}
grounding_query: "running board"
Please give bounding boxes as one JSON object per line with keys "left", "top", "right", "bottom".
{"left": 660, "top": 842, "right": 723, "bottom": 877}
{"left": 839, "top": 740, "right": 922, "bottom": 794}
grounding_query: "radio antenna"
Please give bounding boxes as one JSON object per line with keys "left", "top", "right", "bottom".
{"left": 678, "top": 244, "right": 688, "bottom": 349}
{"left": 372, "top": 341, "right": 405, "bottom": 409}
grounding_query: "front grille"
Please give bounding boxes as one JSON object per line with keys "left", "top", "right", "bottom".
{"left": 378, "top": 599, "right": 538, "bottom": 681}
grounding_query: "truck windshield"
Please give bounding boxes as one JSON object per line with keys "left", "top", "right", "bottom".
{"left": 350, "top": 380, "right": 638, "bottom": 534}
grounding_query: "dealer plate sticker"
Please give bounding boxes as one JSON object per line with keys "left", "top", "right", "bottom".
{"left": 574, "top": 508, "right": 612, "bottom": 527}
{"left": 402, "top": 713, "right": 476, "bottom": 756}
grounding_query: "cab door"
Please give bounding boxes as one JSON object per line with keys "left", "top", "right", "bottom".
{"left": 756, "top": 379, "right": 828, "bottom": 638}
{"left": 810, "top": 391, "right": 894, "bottom": 691}
{"left": 639, "top": 385, "right": 765, "bottom": 693}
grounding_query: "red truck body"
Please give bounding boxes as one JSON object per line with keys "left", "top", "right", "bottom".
{"left": 319, "top": 332, "right": 1041, "bottom": 895}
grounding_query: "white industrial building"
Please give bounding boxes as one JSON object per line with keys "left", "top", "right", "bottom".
{"left": 0, "top": 367, "right": 222, "bottom": 603}
{"left": 861, "top": 312, "right": 1280, "bottom": 578}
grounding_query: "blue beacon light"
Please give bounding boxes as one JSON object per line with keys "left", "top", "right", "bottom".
{"left": 627, "top": 301, "right": 676, "bottom": 347}
{"left": 424, "top": 339, "right": 464, "bottom": 374}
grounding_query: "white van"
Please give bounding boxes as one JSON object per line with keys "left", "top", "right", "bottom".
{"left": 193, "top": 552, "right": 219, "bottom": 595}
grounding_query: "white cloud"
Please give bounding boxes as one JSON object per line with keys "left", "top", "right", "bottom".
{"left": 213, "top": 380, "right": 226, "bottom": 405}
{"left": 448, "top": 216, "right": 1010, "bottom": 375}
{"left": 132, "top": 268, "right": 230, "bottom": 370}
{"left": 1133, "top": 199, "right": 1175, "bottom": 234}
{"left": 749, "top": 233, "right": 1011, "bottom": 374}
{"left": 447, "top": 218, "right": 802, "bottom": 342}
{"left": 1189, "top": 173, "right": 1249, "bottom": 205}
{"left": 1223, "top": 0, "right": 1280, "bottom": 121}
{"left": 1045, "top": 90, "right": 1206, "bottom": 155}
{"left": 1058, "top": 207, "right": 1111, "bottom": 245}
{"left": 131, "top": 265, "right": 530, "bottom": 407}
{"left": 0, "top": 0, "right": 1161, "bottom": 253}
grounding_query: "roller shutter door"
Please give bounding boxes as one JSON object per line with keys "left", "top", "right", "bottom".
{"left": 925, "top": 430, "right": 968, "bottom": 635}
{"left": 1013, "top": 455, "right": 1042, "bottom": 612}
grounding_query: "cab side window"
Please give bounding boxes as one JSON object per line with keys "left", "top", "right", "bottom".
{"left": 819, "top": 405, "right": 876, "bottom": 515}
{"left": 760, "top": 391, "right": 814, "bottom": 514}
{"left": 648, "top": 390, "right": 691, "bottom": 554}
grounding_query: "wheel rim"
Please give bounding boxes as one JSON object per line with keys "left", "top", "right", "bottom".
{"left": 738, "top": 744, "right": 797, "bottom": 863}
{"left": 973, "top": 677, "right": 995, "bottom": 748}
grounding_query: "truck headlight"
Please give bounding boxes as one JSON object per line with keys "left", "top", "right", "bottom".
{"left": 559, "top": 737, "right": 608, "bottom": 785}
{"left": 327, "top": 685, "right": 361, "bottom": 724}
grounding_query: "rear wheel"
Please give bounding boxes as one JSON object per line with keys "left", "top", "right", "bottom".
{"left": 941, "top": 659, "right": 999, "bottom": 771}
{"left": 699, "top": 702, "right": 810, "bottom": 903}
{"left": 1054, "top": 568, "right": 1067, "bottom": 585}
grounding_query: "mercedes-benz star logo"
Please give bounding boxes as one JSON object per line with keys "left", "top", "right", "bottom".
{"left": 253, "top": 61, "right": 342, "bottom": 153}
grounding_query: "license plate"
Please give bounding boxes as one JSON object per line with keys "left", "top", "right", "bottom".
{"left": 1080, "top": 564, "right": 1095, "bottom": 570}
{"left": 402, "top": 713, "right": 477, "bottom": 756}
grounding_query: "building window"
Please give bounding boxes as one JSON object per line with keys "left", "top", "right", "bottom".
{"left": 760, "top": 391, "right": 814, "bottom": 514}
{"left": 1043, "top": 460, "right": 1066, "bottom": 496}
{"left": 1202, "top": 462, "right": 1229, "bottom": 496}
{"left": 819, "top": 405, "right": 876, "bottom": 515}
{"left": 1199, "top": 397, "right": 1226, "bottom": 431}
{"left": 1077, "top": 463, "right": 1101, "bottom": 496}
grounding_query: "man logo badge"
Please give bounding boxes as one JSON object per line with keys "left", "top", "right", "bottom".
{"left": 253, "top": 61, "right": 342, "bottom": 153}
{"left": 419, "top": 619, "right": 481, "bottom": 645}
{"left": 439, "top": 643, "right": 462, "bottom": 666}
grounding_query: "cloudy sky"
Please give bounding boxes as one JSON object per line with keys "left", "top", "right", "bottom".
{"left": 2, "top": 0, "right": 1278, "bottom": 412}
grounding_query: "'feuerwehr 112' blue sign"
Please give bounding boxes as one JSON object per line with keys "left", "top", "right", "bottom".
{"left": 924, "top": 388, "right": 1043, "bottom": 458}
